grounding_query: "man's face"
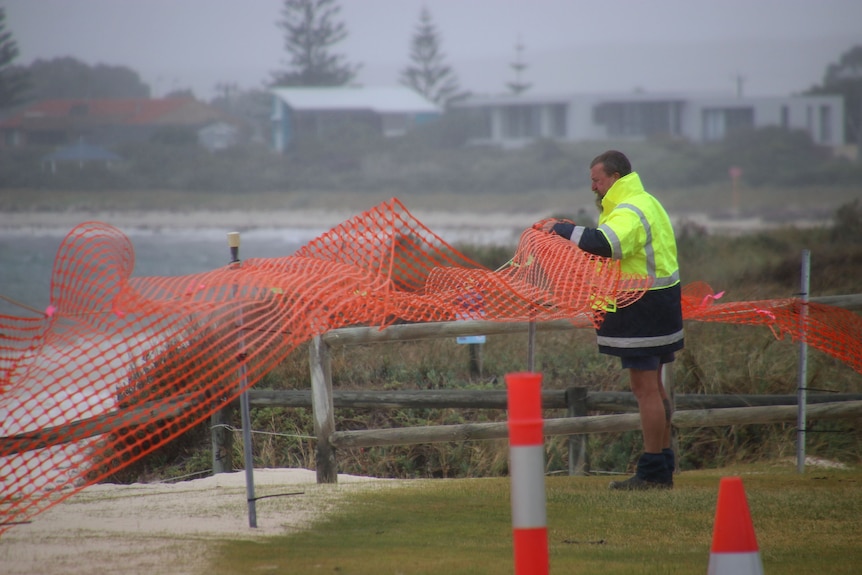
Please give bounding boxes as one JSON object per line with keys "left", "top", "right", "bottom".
{"left": 590, "top": 163, "right": 619, "bottom": 198}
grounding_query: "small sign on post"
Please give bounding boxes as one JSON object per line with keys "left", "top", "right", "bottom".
{"left": 455, "top": 290, "right": 485, "bottom": 376}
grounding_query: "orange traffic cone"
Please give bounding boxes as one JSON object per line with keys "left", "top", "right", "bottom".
{"left": 707, "top": 476, "right": 764, "bottom": 575}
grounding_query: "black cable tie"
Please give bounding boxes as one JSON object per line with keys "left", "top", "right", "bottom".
{"left": 0, "top": 521, "right": 33, "bottom": 526}
{"left": 249, "top": 491, "right": 305, "bottom": 502}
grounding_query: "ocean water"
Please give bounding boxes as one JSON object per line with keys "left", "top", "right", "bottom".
{"left": 0, "top": 224, "right": 520, "bottom": 316}
{"left": 0, "top": 227, "right": 325, "bottom": 314}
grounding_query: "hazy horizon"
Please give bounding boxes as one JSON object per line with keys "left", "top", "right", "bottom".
{"left": 4, "top": 0, "right": 860, "bottom": 100}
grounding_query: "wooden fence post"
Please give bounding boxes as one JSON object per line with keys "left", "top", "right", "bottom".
{"left": 210, "top": 403, "right": 234, "bottom": 473}
{"left": 310, "top": 335, "right": 337, "bottom": 483}
{"left": 468, "top": 343, "right": 483, "bottom": 378}
{"left": 565, "top": 387, "right": 589, "bottom": 476}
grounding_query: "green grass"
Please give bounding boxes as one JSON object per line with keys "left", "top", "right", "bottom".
{"left": 207, "top": 463, "right": 862, "bottom": 574}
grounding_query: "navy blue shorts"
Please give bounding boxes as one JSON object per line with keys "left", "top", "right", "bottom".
{"left": 621, "top": 352, "right": 676, "bottom": 371}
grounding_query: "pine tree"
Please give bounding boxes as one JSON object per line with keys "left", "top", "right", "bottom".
{"left": 506, "top": 37, "right": 531, "bottom": 96}
{"left": 399, "top": 7, "right": 464, "bottom": 107}
{"left": 0, "top": 7, "right": 30, "bottom": 109}
{"left": 271, "top": 0, "right": 360, "bottom": 87}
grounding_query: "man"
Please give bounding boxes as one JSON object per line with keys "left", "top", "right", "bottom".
{"left": 539, "top": 150, "right": 684, "bottom": 490}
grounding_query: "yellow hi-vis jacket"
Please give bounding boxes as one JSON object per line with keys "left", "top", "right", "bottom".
{"left": 571, "top": 171, "right": 684, "bottom": 357}
{"left": 597, "top": 172, "right": 681, "bottom": 290}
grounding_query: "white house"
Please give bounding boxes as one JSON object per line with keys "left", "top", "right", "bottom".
{"left": 451, "top": 92, "right": 845, "bottom": 149}
{"left": 270, "top": 86, "right": 442, "bottom": 152}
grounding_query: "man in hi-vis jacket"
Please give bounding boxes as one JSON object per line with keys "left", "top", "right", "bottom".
{"left": 539, "top": 150, "right": 684, "bottom": 490}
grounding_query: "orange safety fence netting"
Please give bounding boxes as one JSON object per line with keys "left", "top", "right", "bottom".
{"left": 680, "top": 280, "right": 862, "bottom": 376}
{"left": 1, "top": 197, "right": 860, "bottom": 533}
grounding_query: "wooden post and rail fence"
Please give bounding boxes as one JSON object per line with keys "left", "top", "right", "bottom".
{"left": 210, "top": 293, "right": 862, "bottom": 483}
{"left": 3, "top": 296, "right": 860, "bottom": 480}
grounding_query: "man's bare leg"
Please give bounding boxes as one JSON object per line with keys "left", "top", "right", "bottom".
{"left": 609, "top": 367, "right": 673, "bottom": 490}
{"left": 629, "top": 368, "right": 665, "bottom": 454}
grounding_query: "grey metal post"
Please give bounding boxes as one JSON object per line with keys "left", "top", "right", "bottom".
{"left": 663, "top": 361, "right": 679, "bottom": 475}
{"left": 527, "top": 321, "right": 536, "bottom": 372}
{"left": 228, "top": 231, "right": 257, "bottom": 527}
{"left": 797, "top": 249, "right": 811, "bottom": 474}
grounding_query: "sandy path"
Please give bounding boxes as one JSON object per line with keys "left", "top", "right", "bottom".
{"left": 0, "top": 468, "right": 409, "bottom": 575}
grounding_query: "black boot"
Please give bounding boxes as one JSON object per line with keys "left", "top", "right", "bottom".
{"left": 662, "top": 448, "right": 675, "bottom": 488}
{"left": 609, "top": 452, "right": 673, "bottom": 491}
{"left": 663, "top": 448, "right": 676, "bottom": 474}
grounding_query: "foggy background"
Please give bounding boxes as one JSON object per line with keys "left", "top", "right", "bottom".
{"left": 5, "top": 0, "right": 860, "bottom": 100}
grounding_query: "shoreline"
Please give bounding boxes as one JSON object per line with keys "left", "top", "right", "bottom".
{"left": 0, "top": 207, "right": 835, "bottom": 238}
{"left": 0, "top": 208, "right": 542, "bottom": 233}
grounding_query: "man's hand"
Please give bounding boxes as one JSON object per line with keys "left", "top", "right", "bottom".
{"left": 532, "top": 218, "right": 561, "bottom": 233}
{"left": 532, "top": 218, "right": 575, "bottom": 240}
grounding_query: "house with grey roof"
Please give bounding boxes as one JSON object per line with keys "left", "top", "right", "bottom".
{"left": 270, "top": 86, "right": 441, "bottom": 152}
{"left": 450, "top": 92, "right": 845, "bottom": 149}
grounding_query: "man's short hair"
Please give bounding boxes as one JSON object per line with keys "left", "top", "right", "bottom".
{"left": 590, "top": 150, "right": 632, "bottom": 177}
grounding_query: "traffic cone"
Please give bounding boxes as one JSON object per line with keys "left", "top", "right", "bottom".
{"left": 707, "top": 476, "right": 764, "bottom": 574}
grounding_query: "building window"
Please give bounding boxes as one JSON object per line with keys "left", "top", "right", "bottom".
{"left": 819, "top": 105, "right": 832, "bottom": 143}
{"left": 550, "top": 104, "right": 567, "bottom": 138}
{"left": 593, "top": 101, "right": 683, "bottom": 138}
{"left": 502, "top": 105, "right": 540, "bottom": 138}
{"left": 701, "top": 107, "right": 754, "bottom": 141}
{"left": 724, "top": 107, "right": 754, "bottom": 132}
{"left": 702, "top": 109, "right": 725, "bottom": 141}
{"left": 479, "top": 109, "right": 492, "bottom": 139}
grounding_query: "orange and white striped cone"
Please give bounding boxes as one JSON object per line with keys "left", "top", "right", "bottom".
{"left": 707, "top": 476, "right": 764, "bottom": 575}
{"left": 506, "top": 372, "right": 548, "bottom": 575}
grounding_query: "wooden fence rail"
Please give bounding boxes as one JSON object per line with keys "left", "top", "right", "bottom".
{"left": 247, "top": 389, "right": 862, "bottom": 411}
{"left": 244, "top": 389, "right": 862, "bottom": 476}
{"left": 318, "top": 293, "right": 862, "bottom": 349}
{"left": 297, "top": 291, "right": 862, "bottom": 483}
{"left": 328, "top": 400, "right": 862, "bottom": 449}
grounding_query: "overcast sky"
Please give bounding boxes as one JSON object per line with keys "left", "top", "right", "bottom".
{"left": 4, "top": 0, "right": 860, "bottom": 100}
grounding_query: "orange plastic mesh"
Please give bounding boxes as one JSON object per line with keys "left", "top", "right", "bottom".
{"left": 681, "top": 280, "right": 862, "bottom": 375}
{"left": 1, "top": 198, "right": 860, "bottom": 533}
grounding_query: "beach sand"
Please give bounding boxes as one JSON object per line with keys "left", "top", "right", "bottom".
{"left": 0, "top": 468, "right": 410, "bottom": 575}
